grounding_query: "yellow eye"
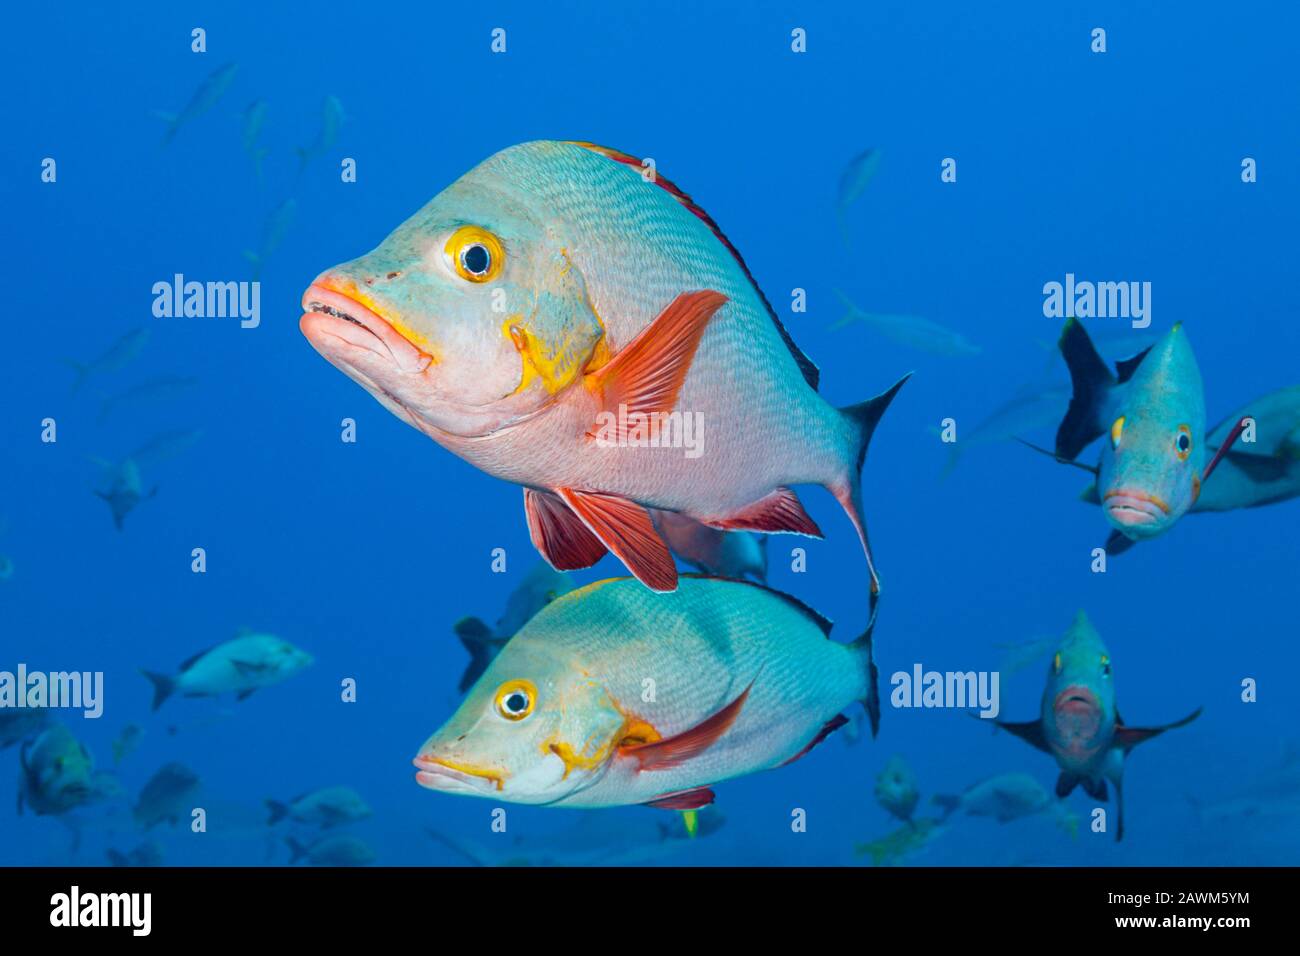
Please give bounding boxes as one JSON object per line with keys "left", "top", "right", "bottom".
{"left": 1053, "top": 652, "right": 1062, "bottom": 674}
{"left": 445, "top": 226, "right": 504, "bottom": 283}
{"left": 1110, "top": 416, "right": 1125, "bottom": 449}
{"left": 494, "top": 679, "right": 536, "bottom": 721}
{"left": 1174, "top": 424, "right": 1192, "bottom": 461}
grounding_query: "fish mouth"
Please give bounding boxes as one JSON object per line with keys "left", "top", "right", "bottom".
{"left": 1053, "top": 685, "right": 1100, "bottom": 717}
{"left": 412, "top": 755, "right": 504, "bottom": 794}
{"left": 300, "top": 281, "right": 434, "bottom": 376}
{"left": 1103, "top": 489, "right": 1170, "bottom": 529}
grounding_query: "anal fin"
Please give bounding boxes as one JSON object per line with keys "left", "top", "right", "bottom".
{"left": 708, "top": 487, "right": 823, "bottom": 537}
{"left": 779, "top": 713, "right": 849, "bottom": 767}
{"left": 643, "top": 787, "right": 716, "bottom": 811}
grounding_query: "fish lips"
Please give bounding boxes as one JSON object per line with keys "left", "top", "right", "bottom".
{"left": 300, "top": 283, "right": 434, "bottom": 377}
{"left": 412, "top": 754, "right": 503, "bottom": 796}
{"left": 1103, "top": 488, "right": 1170, "bottom": 534}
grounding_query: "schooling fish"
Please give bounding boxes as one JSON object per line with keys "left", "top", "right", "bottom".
{"left": 836, "top": 148, "right": 882, "bottom": 245}
{"left": 65, "top": 328, "right": 150, "bottom": 393}
{"left": 1044, "top": 319, "right": 1299, "bottom": 553}
{"left": 286, "top": 834, "right": 376, "bottom": 867}
{"left": 296, "top": 95, "right": 345, "bottom": 173}
{"left": 141, "top": 629, "right": 314, "bottom": 711}
{"left": 98, "top": 375, "right": 198, "bottom": 425}
{"left": 155, "top": 62, "right": 239, "bottom": 146}
{"left": 301, "top": 140, "right": 908, "bottom": 599}
{"left": 1, "top": 707, "right": 52, "bottom": 750}
{"left": 940, "top": 383, "right": 1069, "bottom": 478}
{"left": 874, "top": 754, "right": 920, "bottom": 823}
{"left": 106, "top": 840, "right": 165, "bottom": 868}
{"left": 989, "top": 611, "right": 1200, "bottom": 841}
{"left": 265, "top": 785, "right": 372, "bottom": 828}
{"left": 18, "top": 725, "right": 118, "bottom": 817}
{"left": 93, "top": 459, "right": 155, "bottom": 531}
{"left": 652, "top": 511, "right": 768, "bottom": 582}
{"left": 833, "top": 289, "right": 981, "bottom": 357}
{"left": 244, "top": 198, "right": 297, "bottom": 280}
{"left": 453, "top": 562, "right": 575, "bottom": 693}
{"left": 133, "top": 762, "right": 201, "bottom": 829}
{"left": 854, "top": 817, "right": 946, "bottom": 866}
{"left": 239, "top": 99, "right": 270, "bottom": 179}
{"left": 414, "top": 575, "right": 879, "bottom": 810}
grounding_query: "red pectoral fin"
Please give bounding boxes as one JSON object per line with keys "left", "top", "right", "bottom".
{"left": 588, "top": 290, "right": 727, "bottom": 432}
{"left": 643, "top": 787, "right": 716, "bottom": 811}
{"left": 708, "top": 487, "right": 823, "bottom": 537}
{"left": 1202, "top": 418, "right": 1250, "bottom": 484}
{"left": 523, "top": 488, "right": 608, "bottom": 571}
{"left": 620, "top": 681, "right": 753, "bottom": 771}
{"left": 557, "top": 488, "right": 677, "bottom": 591}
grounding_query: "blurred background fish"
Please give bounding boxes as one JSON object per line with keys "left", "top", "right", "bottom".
{"left": 832, "top": 289, "right": 981, "bottom": 356}
{"left": 65, "top": 328, "right": 150, "bottom": 394}
{"left": 154, "top": 61, "right": 238, "bottom": 145}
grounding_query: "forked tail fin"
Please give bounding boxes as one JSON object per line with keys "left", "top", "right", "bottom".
{"left": 834, "top": 373, "right": 911, "bottom": 613}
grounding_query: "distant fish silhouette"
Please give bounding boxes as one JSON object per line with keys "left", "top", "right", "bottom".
{"left": 154, "top": 62, "right": 239, "bottom": 146}
{"left": 65, "top": 328, "right": 150, "bottom": 394}
{"left": 836, "top": 147, "right": 882, "bottom": 245}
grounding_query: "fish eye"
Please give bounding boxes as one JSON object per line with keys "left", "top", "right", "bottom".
{"left": 494, "top": 679, "right": 536, "bottom": 721}
{"left": 1052, "top": 652, "right": 1062, "bottom": 674}
{"left": 445, "top": 226, "right": 505, "bottom": 283}
{"left": 1174, "top": 425, "right": 1192, "bottom": 461}
{"left": 1110, "top": 416, "right": 1125, "bottom": 449}
{"left": 1100, "top": 654, "right": 1112, "bottom": 677}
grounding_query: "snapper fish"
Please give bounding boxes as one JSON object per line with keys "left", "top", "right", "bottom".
{"left": 989, "top": 611, "right": 1200, "bottom": 841}
{"left": 874, "top": 754, "right": 920, "bottom": 823}
{"left": 17, "top": 726, "right": 118, "bottom": 817}
{"left": 413, "top": 575, "right": 880, "bottom": 810}
{"left": 1039, "top": 319, "right": 1300, "bottom": 553}
{"left": 301, "top": 140, "right": 907, "bottom": 602}
{"left": 265, "top": 785, "right": 372, "bottom": 828}
{"left": 133, "top": 762, "right": 201, "bottom": 829}
{"left": 141, "top": 629, "right": 314, "bottom": 711}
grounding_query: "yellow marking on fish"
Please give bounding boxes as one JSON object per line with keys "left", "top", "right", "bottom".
{"left": 543, "top": 689, "right": 662, "bottom": 780}
{"left": 426, "top": 757, "right": 506, "bottom": 791}
{"left": 682, "top": 809, "right": 699, "bottom": 838}
{"left": 329, "top": 277, "right": 440, "bottom": 360}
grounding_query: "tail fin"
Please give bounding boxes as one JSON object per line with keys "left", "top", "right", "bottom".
{"left": 452, "top": 617, "right": 496, "bottom": 693}
{"left": 286, "top": 836, "right": 309, "bottom": 864}
{"left": 265, "top": 799, "right": 290, "bottom": 826}
{"left": 834, "top": 373, "right": 911, "bottom": 613}
{"left": 850, "top": 612, "right": 881, "bottom": 738}
{"left": 1056, "top": 319, "right": 1115, "bottom": 460}
{"left": 932, "top": 794, "right": 961, "bottom": 820}
{"left": 140, "top": 670, "right": 175, "bottom": 711}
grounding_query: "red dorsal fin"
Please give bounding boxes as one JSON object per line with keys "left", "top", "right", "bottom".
{"left": 568, "top": 141, "right": 820, "bottom": 391}
{"left": 557, "top": 488, "right": 677, "bottom": 592}
{"left": 620, "top": 681, "right": 754, "bottom": 771}
{"left": 523, "top": 487, "right": 608, "bottom": 571}
{"left": 588, "top": 290, "right": 726, "bottom": 433}
{"left": 779, "top": 714, "right": 850, "bottom": 767}
{"left": 708, "top": 487, "right": 823, "bottom": 537}
{"left": 643, "top": 787, "right": 716, "bottom": 811}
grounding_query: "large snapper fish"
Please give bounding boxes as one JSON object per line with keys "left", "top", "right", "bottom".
{"left": 300, "top": 140, "right": 906, "bottom": 598}
{"left": 412, "top": 575, "right": 879, "bottom": 810}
